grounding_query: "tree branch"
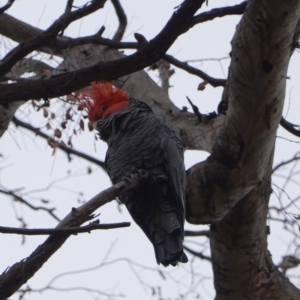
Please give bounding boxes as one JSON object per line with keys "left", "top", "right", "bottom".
{"left": 111, "top": 0, "right": 127, "bottom": 42}
{"left": 0, "top": 0, "right": 108, "bottom": 77}
{"left": 12, "top": 116, "right": 106, "bottom": 170}
{"left": 0, "top": 0, "right": 15, "bottom": 14}
{"left": 184, "top": 230, "right": 210, "bottom": 237}
{"left": 183, "top": 245, "right": 211, "bottom": 262}
{"left": 0, "top": 171, "right": 147, "bottom": 299}
{"left": 164, "top": 54, "right": 226, "bottom": 87}
{"left": 0, "top": 188, "right": 60, "bottom": 222}
{"left": 190, "top": 1, "right": 247, "bottom": 26}
{"left": 272, "top": 152, "right": 300, "bottom": 174}
{"left": 280, "top": 116, "right": 300, "bottom": 137}
{"left": 0, "top": 0, "right": 206, "bottom": 104}
{"left": 0, "top": 221, "right": 130, "bottom": 235}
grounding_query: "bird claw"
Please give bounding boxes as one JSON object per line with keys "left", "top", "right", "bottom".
{"left": 122, "top": 168, "right": 148, "bottom": 186}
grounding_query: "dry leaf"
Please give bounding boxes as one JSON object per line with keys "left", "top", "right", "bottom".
{"left": 43, "top": 108, "right": 49, "bottom": 118}
{"left": 80, "top": 119, "right": 85, "bottom": 131}
{"left": 198, "top": 80, "right": 208, "bottom": 91}
{"left": 54, "top": 128, "right": 62, "bottom": 138}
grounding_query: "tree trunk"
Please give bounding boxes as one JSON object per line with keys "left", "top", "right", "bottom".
{"left": 186, "top": 1, "right": 300, "bottom": 298}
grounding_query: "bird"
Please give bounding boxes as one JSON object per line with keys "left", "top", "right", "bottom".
{"left": 78, "top": 81, "right": 188, "bottom": 267}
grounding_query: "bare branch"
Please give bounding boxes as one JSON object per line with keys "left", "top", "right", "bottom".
{"left": 184, "top": 230, "right": 210, "bottom": 237}
{"left": 164, "top": 54, "right": 226, "bottom": 87}
{"left": 0, "top": 221, "right": 130, "bottom": 235}
{"left": 280, "top": 116, "right": 300, "bottom": 137}
{"left": 65, "top": 0, "right": 74, "bottom": 13}
{"left": 111, "top": 0, "right": 127, "bottom": 42}
{"left": 0, "top": 188, "right": 60, "bottom": 222}
{"left": 150, "top": 60, "right": 174, "bottom": 96}
{"left": 0, "top": 171, "right": 147, "bottom": 299}
{"left": 272, "top": 152, "right": 300, "bottom": 174}
{"left": 55, "top": 34, "right": 137, "bottom": 50}
{"left": 12, "top": 116, "right": 106, "bottom": 170}
{"left": 0, "top": 0, "right": 15, "bottom": 14}
{"left": 0, "top": 0, "right": 206, "bottom": 104}
{"left": 0, "top": 0, "right": 108, "bottom": 77}
{"left": 191, "top": 1, "right": 247, "bottom": 26}
{"left": 183, "top": 245, "right": 211, "bottom": 262}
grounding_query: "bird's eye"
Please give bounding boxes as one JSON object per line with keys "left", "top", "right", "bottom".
{"left": 102, "top": 106, "right": 107, "bottom": 112}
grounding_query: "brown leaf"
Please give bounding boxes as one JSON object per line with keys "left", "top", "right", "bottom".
{"left": 51, "top": 112, "right": 56, "bottom": 119}
{"left": 46, "top": 123, "right": 51, "bottom": 130}
{"left": 198, "top": 80, "right": 208, "bottom": 91}
{"left": 80, "top": 119, "right": 85, "bottom": 131}
{"left": 88, "top": 122, "right": 94, "bottom": 131}
{"left": 61, "top": 121, "right": 67, "bottom": 129}
{"left": 87, "top": 167, "right": 92, "bottom": 174}
{"left": 43, "top": 108, "right": 49, "bottom": 118}
{"left": 66, "top": 107, "right": 73, "bottom": 120}
{"left": 54, "top": 128, "right": 62, "bottom": 138}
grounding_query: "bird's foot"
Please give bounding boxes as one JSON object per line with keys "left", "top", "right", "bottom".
{"left": 122, "top": 168, "right": 148, "bottom": 187}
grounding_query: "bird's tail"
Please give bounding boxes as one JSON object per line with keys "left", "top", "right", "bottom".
{"left": 153, "top": 229, "right": 188, "bottom": 267}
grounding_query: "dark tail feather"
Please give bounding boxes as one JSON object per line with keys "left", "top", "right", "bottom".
{"left": 154, "top": 231, "right": 188, "bottom": 267}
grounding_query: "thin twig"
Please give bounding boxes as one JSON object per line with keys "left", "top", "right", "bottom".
{"left": 0, "top": 222, "right": 130, "bottom": 235}
{"left": 12, "top": 116, "right": 106, "bottom": 170}
{"left": 164, "top": 54, "right": 226, "bottom": 87}
{"left": 272, "top": 152, "right": 300, "bottom": 174}
{"left": 0, "top": 0, "right": 107, "bottom": 77}
{"left": 0, "top": 188, "right": 60, "bottom": 222}
{"left": 183, "top": 245, "right": 211, "bottom": 262}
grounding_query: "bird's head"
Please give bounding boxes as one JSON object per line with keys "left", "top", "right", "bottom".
{"left": 78, "top": 81, "right": 129, "bottom": 124}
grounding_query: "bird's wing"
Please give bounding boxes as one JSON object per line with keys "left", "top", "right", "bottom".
{"left": 159, "top": 122, "right": 186, "bottom": 225}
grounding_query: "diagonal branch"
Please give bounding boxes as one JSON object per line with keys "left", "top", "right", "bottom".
{"left": 12, "top": 116, "right": 106, "bottom": 170}
{"left": 0, "top": 171, "right": 147, "bottom": 299}
{"left": 183, "top": 245, "right": 211, "bottom": 262}
{"left": 164, "top": 54, "right": 226, "bottom": 87}
{"left": 272, "top": 152, "right": 300, "bottom": 174}
{"left": 0, "top": 188, "right": 60, "bottom": 222}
